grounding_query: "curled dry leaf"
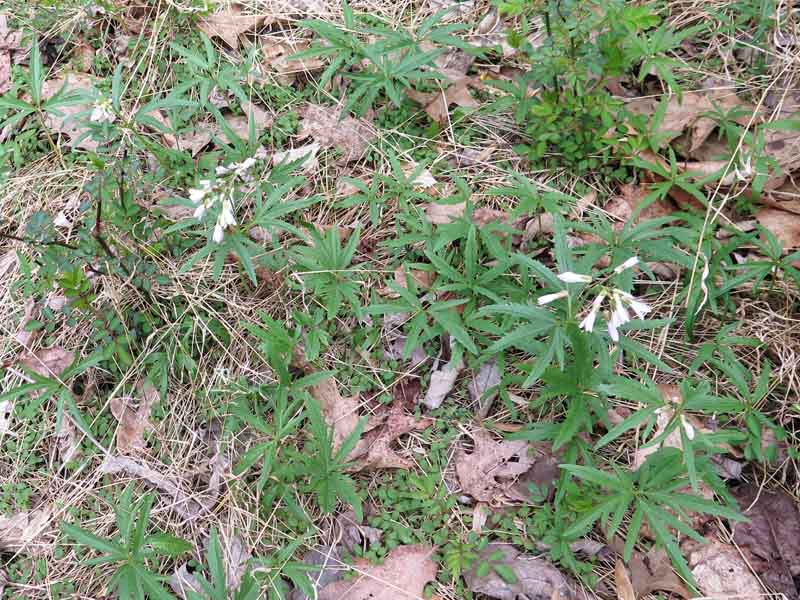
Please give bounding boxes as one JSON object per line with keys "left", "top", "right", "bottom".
{"left": 317, "top": 544, "right": 437, "bottom": 600}
{"left": 626, "top": 85, "right": 753, "bottom": 152}
{"left": 455, "top": 429, "right": 557, "bottom": 504}
{"left": 407, "top": 77, "right": 479, "bottom": 124}
{"left": 614, "top": 560, "right": 636, "bottom": 600}
{"left": 308, "top": 374, "right": 361, "bottom": 453}
{"left": 297, "top": 103, "right": 376, "bottom": 163}
{"left": 171, "top": 533, "right": 251, "bottom": 599}
{"left": 402, "top": 162, "right": 437, "bottom": 188}
{"left": 732, "top": 484, "right": 800, "bottom": 598}
{"left": 755, "top": 201, "right": 800, "bottom": 249}
{"left": 110, "top": 381, "right": 159, "bottom": 454}
{"left": 621, "top": 543, "right": 690, "bottom": 600}
{"left": 423, "top": 358, "right": 463, "bottom": 410}
{"left": 335, "top": 509, "right": 383, "bottom": 554}
{"left": 469, "top": 359, "right": 502, "bottom": 419}
{"left": 14, "top": 297, "right": 37, "bottom": 347}
{"left": 273, "top": 142, "right": 320, "bottom": 174}
{"left": 19, "top": 346, "right": 74, "bottom": 379}
{"left": 425, "top": 201, "right": 465, "bottom": 225}
{"left": 55, "top": 414, "right": 81, "bottom": 467}
{"left": 39, "top": 74, "right": 98, "bottom": 151}
{"left": 0, "top": 507, "right": 54, "bottom": 556}
{"left": 261, "top": 39, "right": 325, "bottom": 83}
{"left": 291, "top": 545, "right": 348, "bottom": 600}
{"left": 394, "top": 264, "right": 436, "bottom": 290}
{"left": 464, "top": 543, "right": 576, "bottom": 600}
{"left": 100, "top": 455, "right": 221, "bottom": 520}
{"left": 348, "top": 402, "right": 432, "bottom": 471}
{"left": 688, "top": 541, "right": 763, "bottom": 600}
{"left": 197, "top": 5, "right": 269, "bottom": 50}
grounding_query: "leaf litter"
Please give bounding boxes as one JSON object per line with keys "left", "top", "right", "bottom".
{"left": 297, "top": 103, "right": 377, "bottom": 163}
{"left": 305, "top": 368, "right": 431, "bottom": 470}
{"left": 455, "top": 428, "right": 558, "bottom": 505}
{"left": 464, "top": 543, "right": 577, "bottom": 600}
{"left": 110, "top": 380, "right": 159, "bottom": 454}
{"left": 316, "top": 544, "right": 437, "bottom": 600}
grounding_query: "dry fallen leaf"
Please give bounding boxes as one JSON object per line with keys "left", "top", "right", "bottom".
{"left": 39, "top": 74, "right": 98, "bottom": 151}
{"left": 425, "top": 201, "right": 466, "bottom": 225}
{"left": 197, "top": 5, "right": 269, "bottom": 50}
{"left": 0, "top": 507, "right": 54, "bottom": 556}
{"left": 456, "top": 429, "right": 543, "bottom": 504}
{"left": 393, "top": 264, "right": 436, "bottom": 290}
{"left": 291, "top": 545, "right": 348, "bottom": 600}
{"left": 0, "top": 14, "right": 22, "bottom": 95}
{"left": 605, "top": 183, "right": 676, "bottom": 229}
{"left": 403, "top": 162, "right": 438, "bottom": 188}
{"left": 469, "top": 359, "right": 502, "bottom": 419}
{"left": 317, "top": 544, "right": 437, "bottom": 600}
{"left": 732, "top": 484, "right": 800, "bottom": 598}
{"left": 261, "top": 39, "right": 325, "bottom": 83}
{"left": 308, "top": 374, "right": 361, "bottom": 453}
{"left": 19, "top": 346, "right": 75, "bottom": 379}
{"left": 335, "top": 509, "right": 383, "bottom": 554}
{"left": 407, "top": 77, "right": 479, "bottom": 123}
{"left": 348, "top": 402, "right": 432, "bottom": 471}
{"left": 55, "top": 414, "right": 81, "bottom": 467}
{"left": 423, "top": 358, "right": 463, "bottom": 409}
{"left": 464, "top": 543, "right": 576, "bottom": 600}
{"left": 626, "top": 85, "right": 753, "bottom": 152}
{"left": 614, "top": 559, "right": 636, "bottom": 600}
{"left": 110, "top": 381, "right": 159, "bottom": 454}
{"left": 171, "top": 532, "right": 251, "bottom": 599}
{"left": 297, "top": 103, "right": 376, "bottom": 163}
{"left": 13, "top": 297, "right": 37, "bottom": 347}
{"left": 688, "top": 541, "right": 763, "bottom": 600}
{"left": 755, "top": 202, "right": 800, "bottom": 249}
{"left": 624, "top": 544, "right": 690, "bottom": 599}
{"left": 273, "top": 142, "right": 320, "bottom": 173}
{"left": 100, "top": 454, "right": 222, "bottom": 520}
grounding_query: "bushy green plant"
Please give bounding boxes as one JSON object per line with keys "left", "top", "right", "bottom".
{"left": 61, "top": 485, "right": 192, "bottom": 600}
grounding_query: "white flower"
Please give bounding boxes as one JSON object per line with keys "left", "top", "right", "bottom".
{"left": 579, "top": 292, "right": 605, "bottom": 333}
{"left": 613, "top": 256, "right": 640, "bottom": 274}
{"left": 680, "top": 414, "right": 696, "bottom": 440}
{"left": 193, "top": 204, "right": 207, "bottom": 219}
{"left": 537, "top": 290, "right": 569, "bottom": 306}
{"left": 216, "top": 164, "right": 232, "bottom": 176}
{"left": 618, "top": 291, "right": 651, "bottom": 320}
{"left": 189, "top": 188, "right": 206, "bottom": 204}
{"left": 189, "top": 180, "right": 213, "bottom": 204}
{"left": 735, "top": 153, "right": 753, "bottom": 182}
{"left": 557, "top": 271, "right": 592, "bottom": 284}
{"left": 212, "top": 223, "right": 225, "bottom": 243}
{"left": 219, "top": 198, "right": 237, "bottom": 228}
{"left": 612, "top": 292, "right": 631, "bottom": 325}
{"left": 90, "top": 99, "right": 115, "bottom": 124}
{"left": 607, "top": 292, "right": 631, "bottom": 342}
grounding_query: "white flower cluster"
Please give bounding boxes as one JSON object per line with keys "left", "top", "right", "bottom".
{"left": 188, "top": 155, "right": 263, "bottom": 243}
{"left": 537, "top": 256, "right": 652, "bottom": 342}
{"left": 90, "top": 98, "right": 115, "bottom": 124}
